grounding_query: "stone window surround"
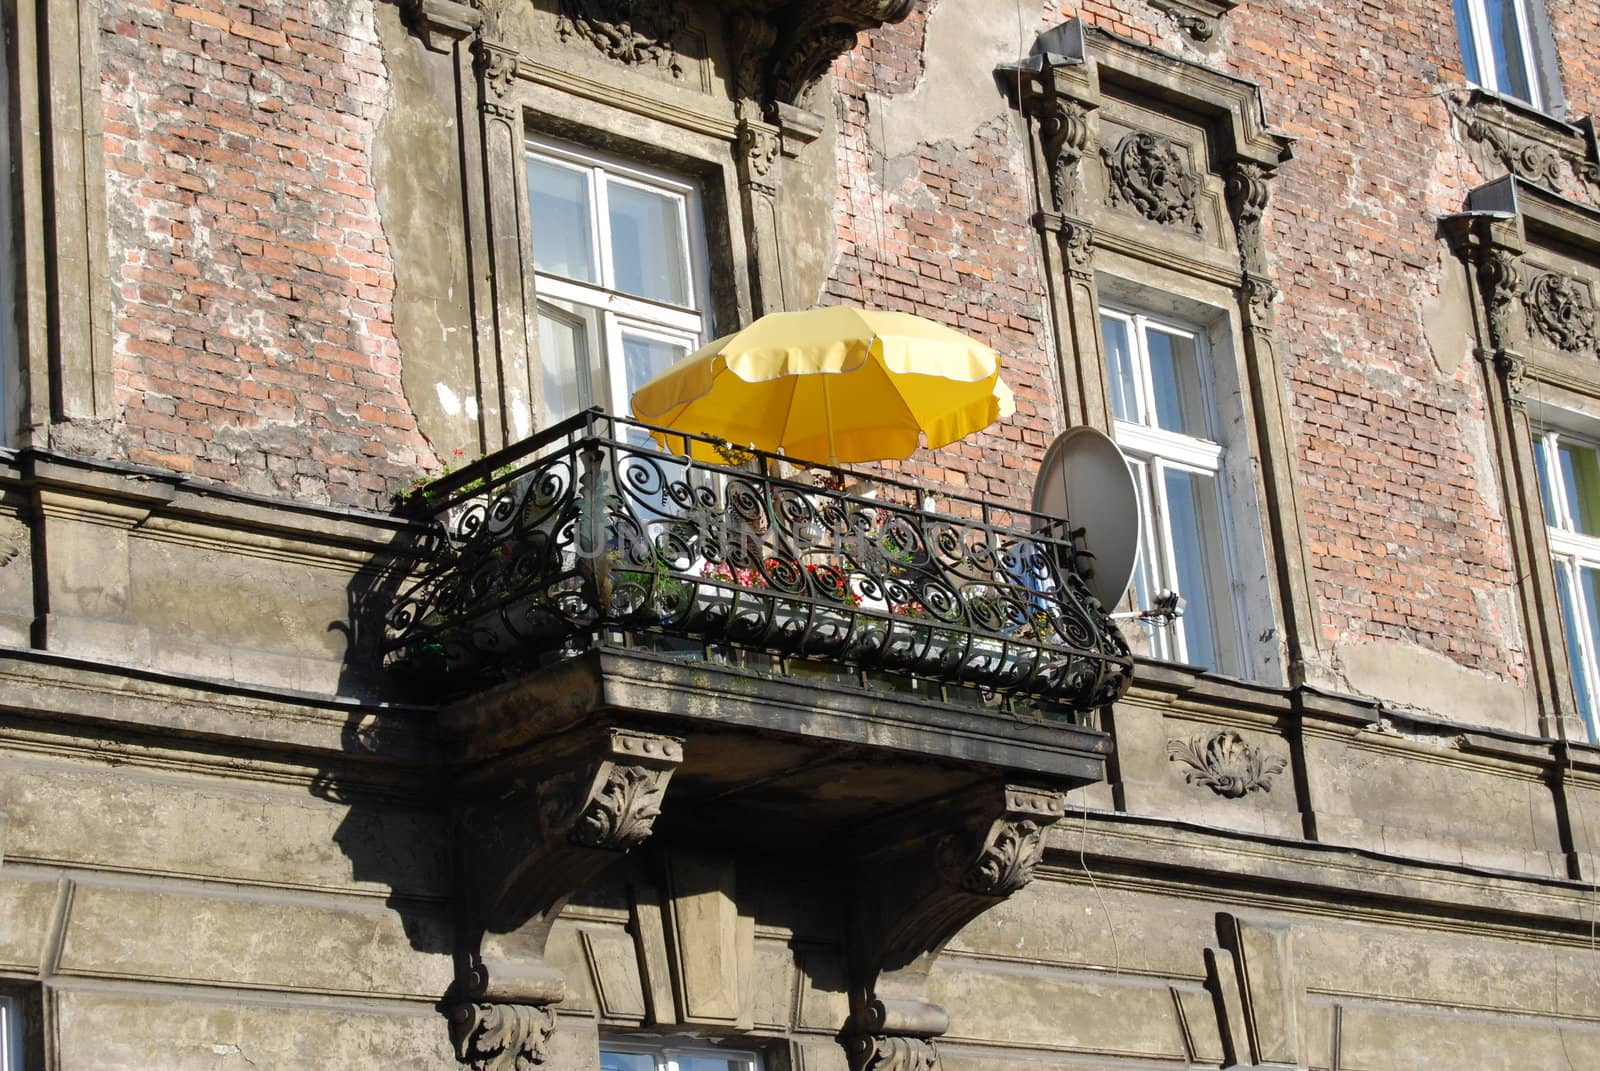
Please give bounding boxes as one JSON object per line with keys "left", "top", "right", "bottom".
{"left": 1452, "top": 0, "right": 1566, "bottom": 117}
{"left": 394, "top": 0, "right": 914, "bottom": 457}
{"left": 1001, "top": 22, "right": 1314, "bottom": 687}
{"left": 1444, "top": 175, "right": 1600, "bottom": 740}
{"left": 2, "top": 0, "right": 115, "bottom": 447}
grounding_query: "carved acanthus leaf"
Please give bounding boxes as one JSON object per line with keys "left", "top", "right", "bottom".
{"left": 557, "top": 0, "right": 690, "bottom": 80}
{"left": 474, "top": 38, "right": 518, "bottom": 105}
{"left": 572, "top": 762, "right": 672, "bottom": 848}
{"left": 1495, "top": 352, "right": 1528, "bottom": 401}
{"left": 847, "top": 1034, "right": 941, "bottom": 1071}
{"left": 1167, "top": 730, "right": 1286, "bottom": 798}
{"left": 1523, "top": 271, "right": 1598, "bottom": 354}
{"left": 448, "top": 1002, "right": 556, "bottom": 1071}
{"left": 1243, "top": 274, "right": 1276, "bottom": 330}
{"left": 738, "top": 121, "right": 781, "bottom": 187}
{"left": 1103, "top": 131, "right": 1202, "bottom": 234}
{"left": 735, "top": 1, "right": 916, "bottom": 109}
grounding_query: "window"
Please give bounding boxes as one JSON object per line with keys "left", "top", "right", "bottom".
{"left": 1453, "top": 0, "right": 1558, "bottom": 110}
{"left": 528, "top": 138, "right": 711, "bottom": 430}
{"left": 0, "top": 992, "right": 23, "bottom": 1070}
{"left": 1101, "top": 306, "right": 1249, "bottom": 676}
{"left": 1533, "top": 427, "right": 1600, "bottom": 740}
{"left": 601, "top": 1043, "right": 761, "bottom": 1071}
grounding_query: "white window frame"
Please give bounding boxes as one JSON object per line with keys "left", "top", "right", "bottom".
{"left": 1534, "top": 426, "right": 1600, "bottom": 741}
{"left": 1455, "top": 0, "right": 1552, "bottom": 110}
{"left": 1102, "top": 305, "right": 1253, "bottom": 677}
{"left": 528, "top": 137, "right": 712, "bottom": 423}
{"left": 600, "top": 1041, "right": 762, "bottom": 1071}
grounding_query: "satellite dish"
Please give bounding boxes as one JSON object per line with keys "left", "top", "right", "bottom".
{"left": 1031, "top": 426, "right": 1141, "bottom": 608}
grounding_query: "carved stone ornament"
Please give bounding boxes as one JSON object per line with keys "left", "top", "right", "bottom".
{"left": 1470, "top": 116, "right": 1564, "bottom": 188}
{"left": 1103, "top": 131, "right": 1203, "bottom": 234}
{"left": 474, "top": 38, "right": 519, "bottom": 119}
{"left": 1242, "top": 274, "right": 1277, "bottom": 330}
{"left": 1226, "top": 162, "right": 1271, "bottom": 275}
{"left": 737, "top": 120, "right": 780, "bottom": 192}
{"left": 557, "top": 0, "right": 691, "bottom": 80}
{"left": 572, "top": 761, "right": 671, "bottom": 848}
{"left": 728, "top": 1, "right": 915, "bottom": 112}
{"left": 848, "top": 1034, "right": 940, "bottom": 1071}
{"left": 448, "top": 1001, "right": 556, "bottom": 1071}
{"left": 1060, "top": 220, "right": 1093, "bottom": 281}
{"left": 1039, "top": 98, "right": 1091, "bottom": 214}
{"left": 1167, "top": 730, "right": 1287, "bottom": 798}
{"left": 1523, "top": 271, "right": 1598, "bottom": 354}
{"left": 937, "top": 787, "right": 1063, "bottom": 896}
{"left": 1495, "top": 351, "right": 1529, "bottom": 401}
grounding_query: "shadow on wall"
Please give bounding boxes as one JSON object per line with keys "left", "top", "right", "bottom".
{"left": 311, "top": 525, "right": 455, "bottom": 968}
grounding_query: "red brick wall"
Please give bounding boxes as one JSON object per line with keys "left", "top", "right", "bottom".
{"left": 90, "top": 0, "right": 1600, "bottom": 684}
{"left": 824, "top": 0, "right": 1569, "bottom": 681}
{"left": 102, "top": 0, "right": 429, "bottom": 510}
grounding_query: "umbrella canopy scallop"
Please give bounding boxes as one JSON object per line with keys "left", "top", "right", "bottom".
{"left": 629, "top": 305, "right": 1015, "bottom": 465}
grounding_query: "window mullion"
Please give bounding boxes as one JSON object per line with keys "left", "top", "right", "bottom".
{"left": 1150, "top": 457, "right": 1189, "bottom": 662}
{"left": 1133, "top": 314, "right": 1157, "bottom": 430}
{"left": 594, "top": 168, "right": 616, "bottom": 290}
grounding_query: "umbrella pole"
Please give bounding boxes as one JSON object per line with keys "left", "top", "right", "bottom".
{"left": 822, "top": 375, "right": 838, "bottom": 467}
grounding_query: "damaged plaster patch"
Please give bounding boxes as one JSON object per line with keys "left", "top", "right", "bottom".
{"left": 1421, "top": 248, "right": 1475, "bottom": 376}
{"left": 433, "top": 382, "right": 479, "bottom": 422}
{"left": 1330, "top": 638, "right": 1531, "bottom": 735}
{"left": 873, "top": 0, "right": 1029, "bottom": 160}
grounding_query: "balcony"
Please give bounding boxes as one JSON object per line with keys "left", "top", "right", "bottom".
{"left": 384, "top": 410, "right": 1133, "bottom": 714}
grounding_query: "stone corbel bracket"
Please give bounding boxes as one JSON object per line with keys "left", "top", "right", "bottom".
{"left": 1148, "top": 0, "right": 1242, "bottom": 43}
{"left": 398, "top": 0, "right": 484, "bottom": 53}
{"left": 448, "top": 725, "right": 685, "bottom": 1070}
{"left": 845, "top": 785, "right": 1068, "bottom": 1070}
{"left": 730, "top": 1, "right": 916, "bottom": 116}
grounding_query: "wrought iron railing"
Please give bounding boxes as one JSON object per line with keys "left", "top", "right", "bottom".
{"left": 384, "top": 410, "right": 1133, "bottom": 710}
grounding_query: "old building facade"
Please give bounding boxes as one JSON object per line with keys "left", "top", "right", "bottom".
{"left": 3, "top": 0, "right": 1600, "bottom": 1067}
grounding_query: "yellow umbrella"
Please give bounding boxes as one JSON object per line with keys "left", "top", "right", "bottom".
{"left": 629, "top": 305, "right": 1015, "bottom": 465}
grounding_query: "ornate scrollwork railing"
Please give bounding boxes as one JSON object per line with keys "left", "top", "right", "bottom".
{"left": 384, "top": 410, "right": 1133, "bottom": 710}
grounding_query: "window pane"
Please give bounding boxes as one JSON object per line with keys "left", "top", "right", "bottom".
{"left": 1483, "top": 0, "right": 1535, "bottom": 103}
{"left": 622, "top": 332, "right": 690, "bottom": 400}
{"left": 1559, "top": 440, "right": 1600, "bottom": 535}
{"left": 529, "top": 157, "right": 598, "bottom": 283}
{"left": 1162, "top": 467, "right": 1233, "bottom": 672}
{"left": 1453, "top": 0, "right": 1483, "bottom": 84}
{"left": 1101, "top": 314, "right": 1139, "bottom": 423}
{"left": 678, "top": 1057, "right": 750, "bottom": 1071}
{"left": 537, "top": 308, "right": 589, "bottom": 428}
{"left": 600, "top": 1053, "right": 654, "bottom": 1071}
{"left": 1145, "top": 327, "right": 1207, "bottom": 437}
{"left": 609, "top": 180, "right": 690, "bottom": 306}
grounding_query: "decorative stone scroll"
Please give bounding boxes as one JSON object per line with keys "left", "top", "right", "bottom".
{"left": 1167, "top": 729, "right": 1286, "bottom": 798}
{"left": 1039, "top": 97, "right": 1091, "bottom": 215}
{"left": 449, "top": 1002, "right": 557, "bottom": 1071}
{"left": 1102, "top": 131, "right": 1203, "bottom": 234}
{"left": 848, "top": 1034, "right": 940, "bottom": 1071}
